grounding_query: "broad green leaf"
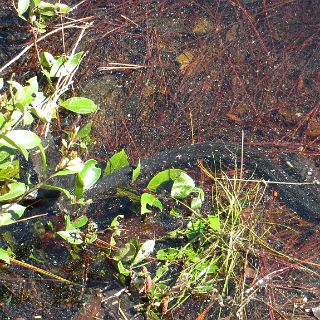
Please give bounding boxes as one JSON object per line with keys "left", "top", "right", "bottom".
{"left": 105, "top": 149, "right": 129, "bottom": 175}
{"left": 0, "top": 248, "right": 11, "bottom": 264}
{"left": 4, "top": 130, "right": 41, "bottom": 149}
{"left": 154, "top": 264, "right": 169, "bottom": 281}
{"left": 40, "top": 51, "right": 56, "bottom": 67}
{"left": 208, "top": 215, "right": 221, "bottom": 231}
{"left": 0, "top": 182, "right": 26, "bottom": 201}
{"left": 131, "top": 160, "right": 141, "bottom": 184}
{"left": 171, "top": 172, "right": 195, "bottom": 199}
{"left": 72, "top": 215, "right": 88, "bottom": 229}
{"left": 57, "top": 229, "right": 83, "bottom": 245}
{"left": 64, "top": 52, "right": 85, "bottom": 73}
{"left": 0, "top": 134, "right": 28, "bottom": 160}
{"left": 147, "top": 169, "right": 183, "bottom": 192}
{"left": 33, "top": 0, "right": 41, "bottom": 6}
{"left": 131, "top": 239, "right": 155, "bottom": 266}
{"left": 49, "top": 56, "right": 66, "bottom": 77}
{"left": 190, "top": 187, "right": 205, "bottom": 210}
{"left": 141, "top": 193, "right": 163, "bottom": 215}
{"left": 23, "top": 110, "right": 34, "bottom": 125}
{"left": 55, "top": 3, "right": 71, "bottom": 14}
{"left": 9, "top": 77, "right": 38, "bottom": 110}
{"left": 76, "top": 122, "right": 92, "bottom": 138}
{"left": 0, "top": 160, "right": 20, "bottom": 180}
{"left": 110, "top": 215, "right": 124, "bottom": 228}
{"left": 50, "top": 52, "right": 84, "bottom": 77}
{"left": 156, "top": 248, "right": 181, "bottom": 260}
{"left": 0, "top": 150, "right": 11, "bottom": 162}
{"left": 117, "top": 260, "right": 130, "bottom": 276}
{"left": 17, "top": 0, "right": 30, "bottom": 16}
{"left": 61, "top": 97, "right": 98, "bottom": 114}
{"left": 75, "top": 160, "right": 101, "bottom": 197}
{"left": 0, "top": 204, "right": 26, "bottom": 226}
{"left": 2, "top": 110, "right": 23, "bottom": 130}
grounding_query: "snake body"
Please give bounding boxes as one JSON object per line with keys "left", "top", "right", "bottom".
{"left": 86, "top": 142, "right": 320, "bottom": 223}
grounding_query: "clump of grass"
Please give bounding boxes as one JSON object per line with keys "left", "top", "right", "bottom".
{"left": 117, "top": 161, "right": 267, "bottom": 319}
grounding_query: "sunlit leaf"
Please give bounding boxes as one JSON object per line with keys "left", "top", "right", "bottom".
{"left": 17, "top": 0, "right": 30, "bottom": 16}
{"left": 0, "top": 134, "right": 28, "bottom": 160}
{"left": 105, "top": 149, "right": 129, "bottom": 175}
{"left": 8, "top": 77, "right": 38, "bottom": 110}
{"left": 208, "top": 215, "right": 221, "bottom": 231}
{"left": 76, "top": 122, "right": 92, "bottom": 138}
{"left": 4, "top": 130, "right": 41, "bottom": 149}
{"left": 40, "top": 51, "right": 56, "bottom": 67}
{"left": 171, "top": 172, "right": 195, "bottom": 199}
{"left": 61, "top": 97, "right": 98, "bottom": 114}
{"left": 132, "top": 239, "right": 155, "bottom": 266}
{"left": 147, "top": 169, "right": 183, "bottom": 192}
{"left": 117, "top": 260, "right": 130, "bottom": 276}
{"left": 156, "top": 248, "right": 181, "bottom": 260}
{"left": 0, "top": 248, "right": 11, "bottom": 264}
{"left": 0, "top": 160, "right": 20, "bottom": 180}
{"left": 57, "top": 229, "right": 83, "bottom": 245}
{"left": 131, "top": 160, "right": 141, "bottom": 184}
{"left": 74, "top": 160, "right": 101, "bottom": 196}
{"left": 72, "top": 215, "right": 88, "bottom": 229}
{"left": 0, "top": 182, "right": 27, "bottom": 201}
{"left": 0, "top": 204, "right": 26, "bottom": 226}
{"left": 141, "top": 193, "right": 163, "bottom": 215}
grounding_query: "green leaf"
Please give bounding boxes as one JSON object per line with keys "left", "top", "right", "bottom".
{"left": 61, "top": 97, "right": 98, "bottom": 115}
{"left": 147, "top": 169, "right": 183, "bottom": 192}
{"left": 0, "top": 182, "right": 27, "bottom": 201}
{"left": 0, "top": 248, "right": 11, "bottom": 264}
{"left": 0, "top": 160, "right": 20, "bottom": 180}
{"left": 0, "top": 134, "right": 28, "bottom": 160}
{"left": 57, "top": 229, "right": 83, "bottom": 245}
{"left": 105, "top": 149, "right": 129, "bottom": 175}
{"left": 4, "top": 130, "right": 41, "bottom": 149}
{"left": 156, "top": 248, "right": 181, "bottom": 260}
{"left": 50, "top": 52, "right": 84, "bottom": 77}
{"left": 0, "top": 204, "right": 26, "bottom": 226}
{"left": 117, "top": 260, "right": 130, "bottom": 276}
{"left": 74, "top": 160, "right": 101, "bottom": 197}
{"left": 64, "top": 52, "right": 85, "bottom": 73}
{"left": 131, "top": 160, "right": 141, "bottom": 184}
{"left": 171, "top": 172, "right": 195, "bottom": 199}
{"left": 131, "top": 239, "right": 155, "bottom": 266}
{"left": 55, "top": 3, "right": 71, "bottom": 14}
{"left": 17, "top": 0, "right": 30, "bottom": 16}
{"left": 9, "top": 77, "right": 38, "bottom": 110}
{"left": 208, "top": 215, "right": 221, "bottom": 231}
{"left": 76, "top": 122, "right": 92, "bottom": 138}
{"left": 141, "top": 193, "right": 163, "bottom": 215}
{"left": 72, "top": 215, "right": 88, "bottom": 229}
{"left": 110, "top": 215, "right": 124, "bottom": 228}
{"left": 190, "top": 187, "right": 205, "bottom": 210}
{"left": 40, "top": 51, "right": 56, "bottom": 67}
